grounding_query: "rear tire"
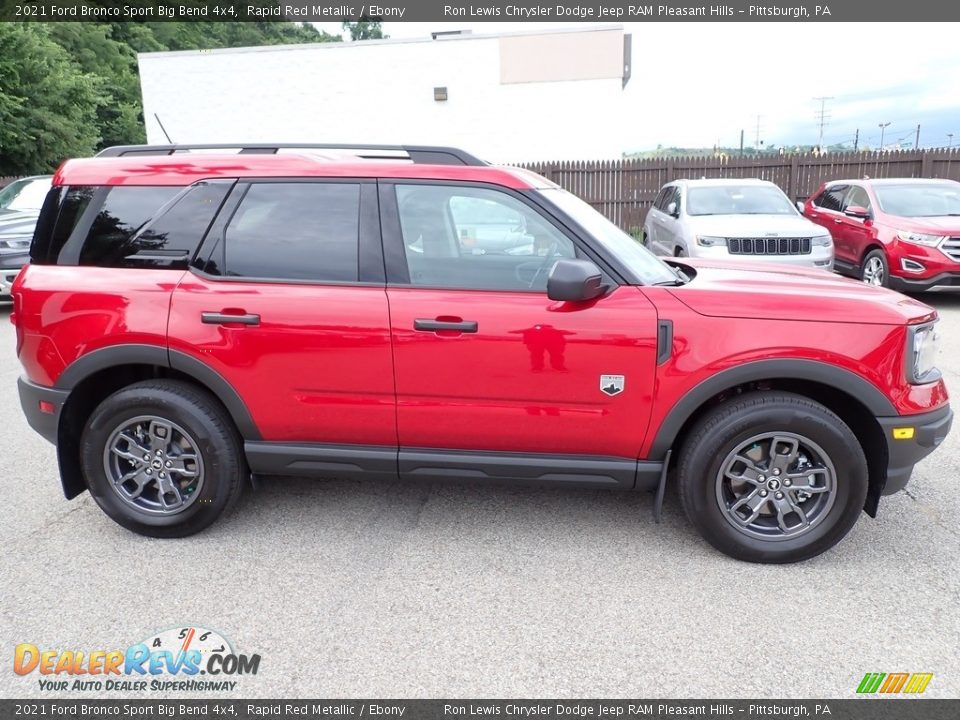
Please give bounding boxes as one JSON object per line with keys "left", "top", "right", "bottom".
{"left": 677, "top": 392, "right": 868, "bottom": 563}
{"left": 80, "top": 380, "right": 245, "bottom": 538}
{"left": 860, "top": 249, "right": 889, "bottom": 287}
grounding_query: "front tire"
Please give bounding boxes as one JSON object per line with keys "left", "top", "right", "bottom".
{"left": 861, "top": 249, "right": 889, "bottom": 287}
{"left": 677, "top": 392, "right": 868, "bottom": 563}
{"left": 80, "top": 380, "right": 246, "bottom": 538}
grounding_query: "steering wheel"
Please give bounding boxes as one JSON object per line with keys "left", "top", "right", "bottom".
{"left": 514, "top": 240, "right": 560, "bottom": 289}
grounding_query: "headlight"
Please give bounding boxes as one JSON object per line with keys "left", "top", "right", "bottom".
{"left": 908, "top": 321, "right": 941, "bottom": 383}
{"left": 897, "top": 230, "right": 945, "bottom": 247}
{"left": 696, "top": 235, "right": 727, "bottom": 247}
{"left": 811, "top": 233, "right": 832, "bottom": 247}
{"left": 0, "top": 235, "right": 31, "bottom": 250}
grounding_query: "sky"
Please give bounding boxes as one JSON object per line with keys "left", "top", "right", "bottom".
{"left": 314, "top": 21, "right": 960, "bottom": 152}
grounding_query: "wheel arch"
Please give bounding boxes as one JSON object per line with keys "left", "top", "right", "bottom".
{"left": 651, "top": 359, "right": 893, "bottom": 516}
{"left": 54, "top": 345, "right": 260, "bottom": 499}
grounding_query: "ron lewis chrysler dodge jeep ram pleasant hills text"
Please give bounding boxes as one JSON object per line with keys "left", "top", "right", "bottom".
{"left": 12, "top": 143, "right": 953, "bottom": 563}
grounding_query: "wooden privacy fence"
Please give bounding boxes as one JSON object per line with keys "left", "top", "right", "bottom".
{"left": 518, "top": 149, "right": 960, "bottom": 232}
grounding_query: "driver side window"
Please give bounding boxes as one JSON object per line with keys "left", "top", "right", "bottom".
{"left": 395, "top": 184, "right": 576, "bottom": 291}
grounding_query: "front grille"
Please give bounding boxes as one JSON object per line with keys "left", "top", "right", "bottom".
{"left": 727, "top": 237, "right": 812, "bottom": 255}
{"left": 943, "top": 237, "right": 960, "bottom": 262}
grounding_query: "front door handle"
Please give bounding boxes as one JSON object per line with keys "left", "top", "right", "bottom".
{"left": 414, "top": 318, "right": 478, "bottom": 333}
{"left": 201, "top": 311, "right": 260, "bottom": 326}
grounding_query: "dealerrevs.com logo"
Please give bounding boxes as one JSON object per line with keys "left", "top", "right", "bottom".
{"left": 13, "top": 626, "right": 260, "bottom": 692}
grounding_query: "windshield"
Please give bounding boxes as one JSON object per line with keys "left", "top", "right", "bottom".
{"left": 540, "top": 188, "right": 679, "bottom": 286}
{"left": 0, "top": 177, "right": 52, "bottom": 211}
{"left": 873, "top": 183, "right": 960, "bottom": 217}
{"left": 687, "top": 185, "right": 796, "bottom": 216}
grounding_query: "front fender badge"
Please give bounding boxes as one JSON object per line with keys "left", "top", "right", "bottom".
{"left": 600, "top": 374, "right": 625, "bottom": 396}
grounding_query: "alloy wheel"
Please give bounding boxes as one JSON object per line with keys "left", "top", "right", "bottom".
{"left": 715, "top": 432, "right": 837, "bottom": 541}
{"left": 102, "top": 415, "right": 205, "bottom": 515}
{"left": 862, "top": 256, "right": 885, "bottom": 285}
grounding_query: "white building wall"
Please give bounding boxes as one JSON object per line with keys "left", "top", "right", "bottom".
{"left": 138, "top": 29, "right": 628, "bottom": 163}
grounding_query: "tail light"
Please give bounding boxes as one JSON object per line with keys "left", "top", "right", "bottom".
{"left": 12, "top": 287, "right": 23, "bottom": 356}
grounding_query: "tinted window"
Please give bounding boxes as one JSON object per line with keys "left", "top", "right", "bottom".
{"left": 814, "top": 185, "right": 848, "bottom": 211}
{"left": 76, "top": 186, "right": 180, "bottom": 266}
{"left": 653, "top": 188, "right": 669, "bottom": 211}
{"left": 30, "top": 186, "right": 96, "bottom": 265}
{"left": 221, "top": 183, "right": 360, "bottom": 282}
{"left": 396, "top": 184, "right": 575, "bottom": 291}
{"left": 124, "top": 182, "right": 231, "bottom": 267}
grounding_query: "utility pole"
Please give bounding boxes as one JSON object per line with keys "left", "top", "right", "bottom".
{"left": 853, "top": 128, "right": 859, "bottom": 151}
{"left": 915, "top": 124, "right": 921, "bottom": 149}
{"left": 739, "top": 129, "right": 744, "bottom": 157}
{"left": 754, "top": 115, "right": 762, "bottom": 152}
{"left": 948, "top": 133, "right": 954, "bottom": 149}
{"left": 878, "top": 122, "right": 891, "bottom": 150}
{"left": 813, "top": 97, "right": 832, "bottom": 151}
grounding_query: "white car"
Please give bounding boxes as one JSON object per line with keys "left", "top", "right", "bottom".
{"left": 642, "top": 178, "right": 834, "bottom": 269}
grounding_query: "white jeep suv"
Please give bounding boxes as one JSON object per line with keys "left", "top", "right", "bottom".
{"left": 643, "top": 178, "right": 833, "bottom": 269}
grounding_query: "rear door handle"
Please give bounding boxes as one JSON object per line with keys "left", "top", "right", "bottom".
{"left": 201, "top": 311, "right": 260, "bottom": 326}
{"left": 414, "top": 318, "right": 478, "bottom": 333}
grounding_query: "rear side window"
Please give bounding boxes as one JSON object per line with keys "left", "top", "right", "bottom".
{"left": 813, "top": 185, "right": 848, "bottom": 211}
{"left": 32, "top": 184, "right": 229, "bottom": 268}
{"left": 215, "top": 182, "right": 361, "bottom": 282}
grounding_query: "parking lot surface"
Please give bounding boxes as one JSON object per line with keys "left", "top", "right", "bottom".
{"left": 1, "top": 296, "right": 958, "bottom": 699}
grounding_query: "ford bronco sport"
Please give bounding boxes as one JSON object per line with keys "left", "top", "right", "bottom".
{"left": 13, "top": 143, "right": 953, "bottom": 563}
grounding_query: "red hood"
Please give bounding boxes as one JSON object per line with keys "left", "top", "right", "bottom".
{"left": 667, "top": 258, "right": 937, "bottom": 325}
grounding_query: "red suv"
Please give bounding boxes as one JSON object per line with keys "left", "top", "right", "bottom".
{"left": 13, "top": 144, "right": 953, "bottom": 563}
{"left": 803, "top": 178, "right": 960, "bottom": 290}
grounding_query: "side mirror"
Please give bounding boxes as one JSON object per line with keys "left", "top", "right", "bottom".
{"left": 547, "top": 259, "right": 607, "bottom": 302}
{"left": 844, "top": 205, "right": 871, "bottom": 219}
{"left": 796, "top": 200, "right": 805, "bottom": 213}
{"left": 666, "top": 201, "right": 679, "bottom": 217}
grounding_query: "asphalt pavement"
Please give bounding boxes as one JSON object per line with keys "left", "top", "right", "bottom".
{"left": 1, "top": 296, "right": 958, "bottom": 699}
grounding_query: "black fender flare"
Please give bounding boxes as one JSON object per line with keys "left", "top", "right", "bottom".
{"left": 55, "top": 343, "right": 261, "bottom": 440}
{"left": 648, "top": 358, "right": 897, "bottom": 459}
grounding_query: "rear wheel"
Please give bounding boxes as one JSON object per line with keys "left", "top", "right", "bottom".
{"left": 80, "top": 380, "right": 245, "bottom": 538}
{"left": 861, "top": 249, "right": 888, "bottom": 287}
{"left": 677, "top": 392, "right": 868, "bottom": 563}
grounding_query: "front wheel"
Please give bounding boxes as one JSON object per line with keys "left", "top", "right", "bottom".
{"left": 677, "top": 392, "right": 868, "bottom": 563}
{"left": 861, "top": 249, "right": 889, "bottom": 287}
{"left": 80, "top": 380, "right": 246, "bottom": 538}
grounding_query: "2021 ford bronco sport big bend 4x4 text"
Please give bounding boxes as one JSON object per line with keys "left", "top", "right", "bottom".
{"left": 13, "top": 143, "right": 953, "bottom": 563}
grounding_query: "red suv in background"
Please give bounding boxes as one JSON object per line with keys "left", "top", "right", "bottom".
{"left": 803, "top": 178, "right": 960, "bottom": 291}
{"left": 12, "top": 144, "right": 953, "bottom": 564}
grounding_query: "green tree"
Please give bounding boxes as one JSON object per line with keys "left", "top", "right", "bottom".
{"left": 47, "top": 23, "right": 146, "bottom": 147}
{"left": 0, "top": 23, "right": 106, "bottom": 175}
{"left": 342, "top": 21, "right": 387, "bottom": 41}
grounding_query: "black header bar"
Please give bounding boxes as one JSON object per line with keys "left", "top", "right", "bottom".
{"left": 1, "top": 699, "right": 958, "bottom": 720}
{"left": 2, "top": 0, "right": 960, "bottom": 23}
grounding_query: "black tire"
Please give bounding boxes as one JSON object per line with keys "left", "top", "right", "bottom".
{"left": 80, "top": 380, "right": 246, "bottom": 538}
{"left": 677, "top": 392, "right": 868, "bottom": 563}
{"left": 860, "top": 248, "right": 889, "bottom": 287}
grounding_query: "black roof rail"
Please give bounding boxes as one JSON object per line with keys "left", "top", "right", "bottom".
{"left": 95, "top": 143, "right": 487, "bottom": 166}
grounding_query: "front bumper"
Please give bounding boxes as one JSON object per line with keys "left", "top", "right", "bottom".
{"left": 876, "top": 405, "right": 953, "bottom": 495}
{"left": 0, "top": 253, "right": 27, "bottom": 296}
{"left": 888, "top": 271, "right": 960, "bottom": 293}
